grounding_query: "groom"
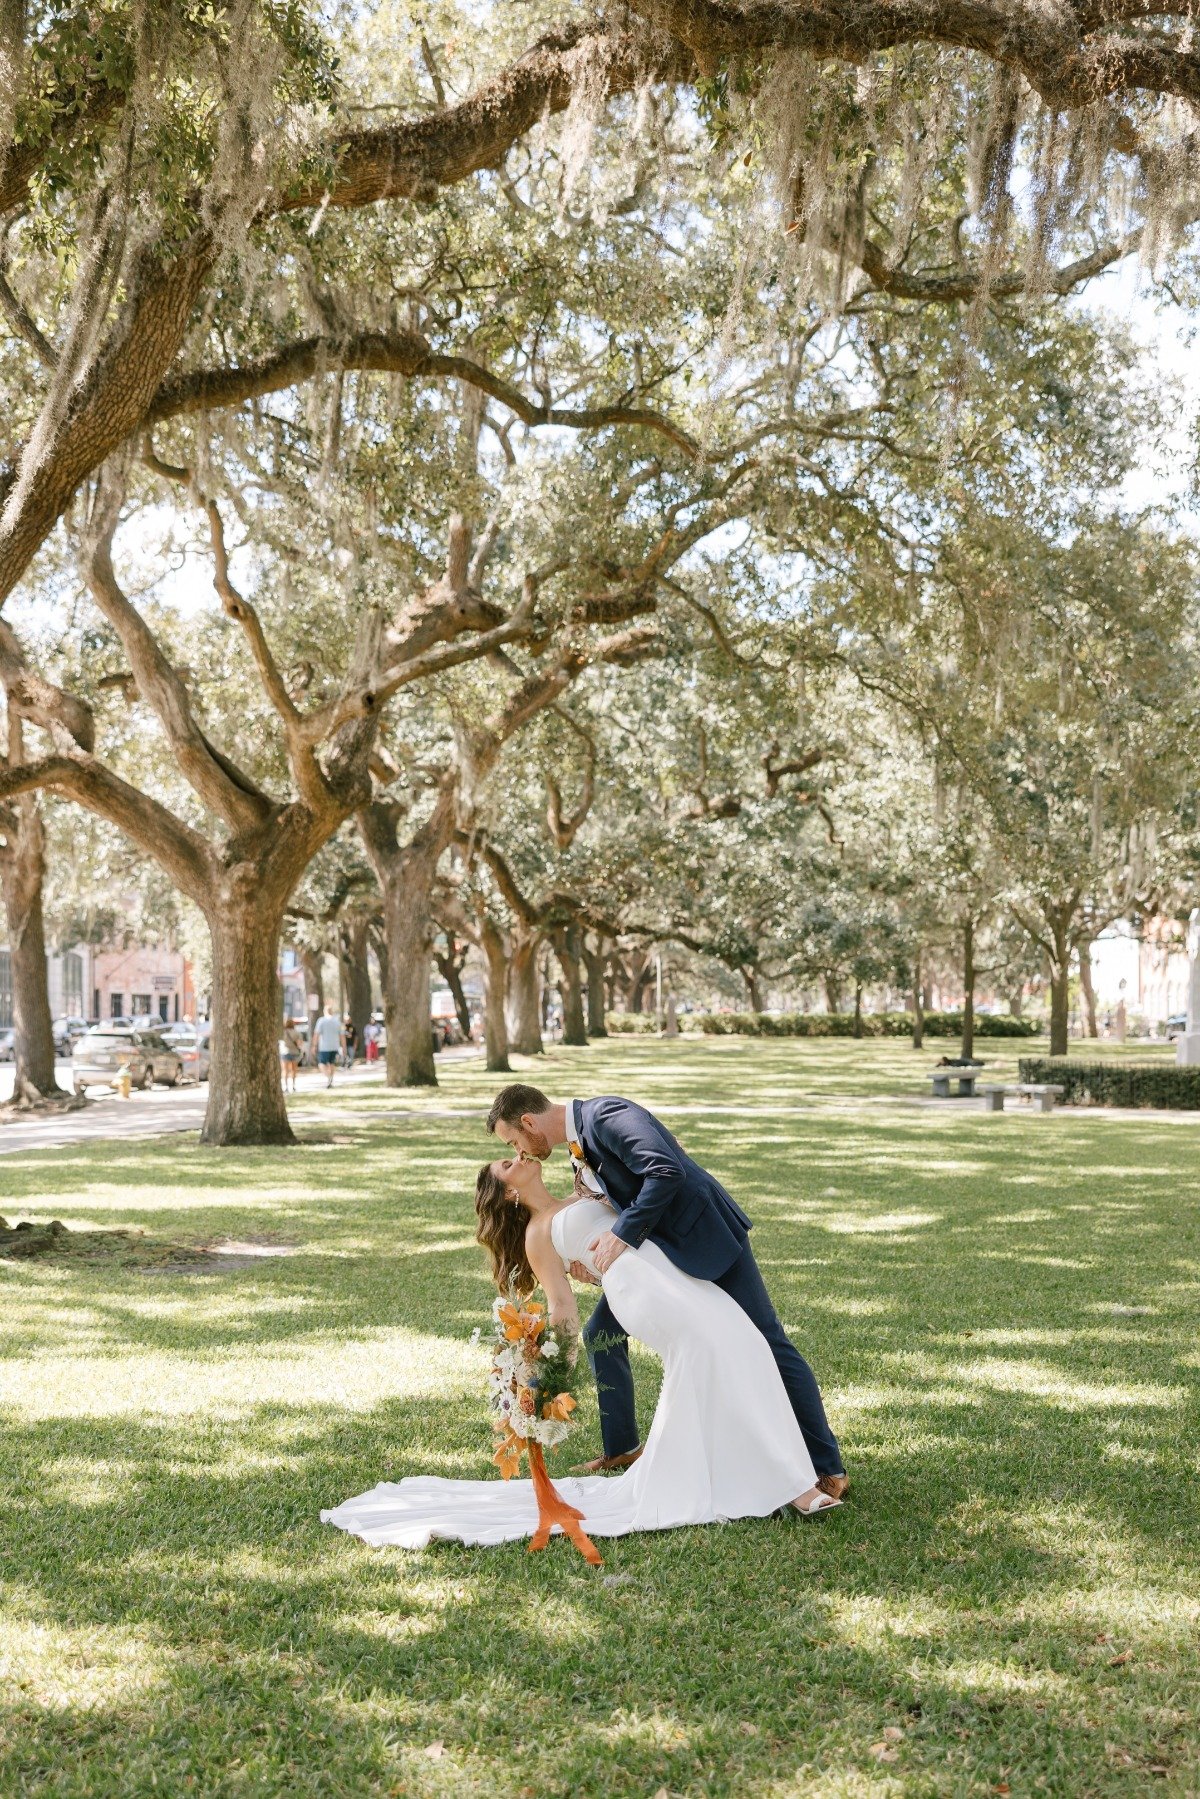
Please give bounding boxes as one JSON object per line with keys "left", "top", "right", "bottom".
{"left": 486, "top": 1083, "right": 848, "bottom": 1498}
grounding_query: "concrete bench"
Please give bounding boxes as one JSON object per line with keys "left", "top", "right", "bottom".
{"left": 980, "top": 1083, "right": 1065, "bottom": 1114}
{"left": 930, "top": 1070, "right": 980, "bottom": 1099}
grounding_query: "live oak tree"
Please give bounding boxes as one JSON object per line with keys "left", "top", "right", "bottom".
{"left": 1, "top": 0, "right": 1198, "bottom": 1115}
{"left": 870, "top": 513, "right": 1200, "bottom": 1053}
{"left": 0, "top": 715, "right": 65, "bottom": 1103}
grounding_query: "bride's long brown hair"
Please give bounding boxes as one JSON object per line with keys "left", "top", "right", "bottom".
{"left": 475, "top": 1163, "right": 536, "bottom": 1297}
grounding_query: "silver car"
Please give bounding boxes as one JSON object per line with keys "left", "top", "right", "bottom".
{"left": 72, "top": 1028, "right": 183, "bottom": 1095}
{"left": 160, "top": 1025, "right": 210, "bottom": 1083}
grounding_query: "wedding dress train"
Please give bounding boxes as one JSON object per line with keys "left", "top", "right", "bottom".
{"left": 320, "top": 1198, "right": 817, "bottom": 1548}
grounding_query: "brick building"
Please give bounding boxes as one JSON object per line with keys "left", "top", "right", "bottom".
{"left": 90, "top": 944, "right": 196, "bottom": 1025}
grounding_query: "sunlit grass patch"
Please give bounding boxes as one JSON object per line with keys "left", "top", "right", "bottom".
{"left": 2, "top": 1037, "right": 1199, "bottom": 1795}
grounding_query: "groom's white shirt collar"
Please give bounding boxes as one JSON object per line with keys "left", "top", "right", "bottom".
{"left": 566, "top": 1100, "right": 604, "bottom": 1194}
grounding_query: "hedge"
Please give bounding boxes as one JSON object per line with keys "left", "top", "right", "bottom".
{"left": 606, "top": 1009, "right": 1038, "bottom": 1039}
{"left": 692, "top": 1010, "right": 1039, "bottom": 1038}
{"left": 1018, "top": 1057, "right": 1200, "bottom": 1109}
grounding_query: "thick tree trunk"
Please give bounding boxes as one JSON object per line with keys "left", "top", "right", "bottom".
{"left": 0, "top": 800, "right": 65, "bottom": 1102}
{"left": 480, "top": 918, "right": 511, "bottom": 1074}
{"left": 1049, "top": 931, "right": 1071, "bottom": 1057}
{"left": 961, "top": 914, "right": 976, "bottom": 1061}
{"left": 340, "top": 916, "right": 373, "bottom": 1056}
{"left": 824, "top": 974, "right": 842, "bottom": 1014}
{"left": 301, "top": 948, "right": 325, "bottom": 1063}
{"left": 583, "top": 940, "right": 608, "bottom": 1037}
{"left": 201, "top": 879, "right": 293, "bottom": 1147}
{"left": 435, "top": 936, "right": 473, "bottom": 1037}
{"left": 744, "top": 967, "right": 764, "bottom": 1011}
{"left": 554, "top": 924, "right": 588, "bottom": 1047}
{"left": 379, "top": 855, "right": 438, "bottom": 1087}
{"left": 1008, "top": 986, "right": 1023, "bottom": 1018}
{"left": 911, "top": 949, "right": 924, "bottom": 1049}
{"left": 628, "top": 952, "right": 652, "bottom": 1014}
{"left": 1078, "top": 939, "right": 1099, "bottom": 1038}
{"left": 359, "top": 801, "right": 451, "bottom": 1089}
{"left": 507, "top": 931, "right": 544, "bottom": 1055}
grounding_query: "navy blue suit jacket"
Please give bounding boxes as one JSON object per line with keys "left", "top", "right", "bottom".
{"left": 576, "top": 1096, "right": 751, "bottom": 1280}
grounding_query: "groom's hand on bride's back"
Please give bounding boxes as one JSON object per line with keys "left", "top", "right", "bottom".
{"left": 589, "top": 1231, "right": 628, "bottom": 1275}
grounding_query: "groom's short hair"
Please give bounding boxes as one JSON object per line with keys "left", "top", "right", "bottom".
{"left": 487, "top": 1083, "right": 551, "bottom": 1134}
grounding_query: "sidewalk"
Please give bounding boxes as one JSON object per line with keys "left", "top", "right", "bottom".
{"left": 0, "top": 1049, "right": 483, "bottom": 1157}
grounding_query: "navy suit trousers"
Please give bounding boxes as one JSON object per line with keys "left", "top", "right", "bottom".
{"left": 582, "top": 1240, "right": 843, "bottom": 1476}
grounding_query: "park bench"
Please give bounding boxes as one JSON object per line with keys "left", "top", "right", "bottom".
{"left": 980, "top": 1082, "right": 1065, "bottom": 1114}
{"left": 929, "top": 1065, "right": 982, "bottom": 1099}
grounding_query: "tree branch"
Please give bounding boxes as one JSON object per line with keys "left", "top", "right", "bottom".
{"left": 203, "top": 498, "right": 333, "bottom": 813}
{"left": 81, "top": 485, "right": 274, "bottom": 833}
{"left": 148, "top": 327, "right": 700, "bottom": 461}
{"left": 0, "top": 618, "right": 95, "bottom": 750}
{"left": 627, "top": 1, "right": 1200, "bottom": 109}
{"left": 0, "top": 753, "right": 214, "bottom": 903}
{"left": 280, "top": 23, "right": 693, "bottom": 213}
{"left": 0, "top": 267, "right": 58, "bottom": 369}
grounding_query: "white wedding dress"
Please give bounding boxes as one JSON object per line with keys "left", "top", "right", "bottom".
{"left": 321, "top": 1197, "right": 817, "bottom": 1549}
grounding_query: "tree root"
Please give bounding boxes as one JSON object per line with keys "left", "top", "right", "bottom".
{"left": 0, "top": 1081, "right": 88, "bottom": 1120}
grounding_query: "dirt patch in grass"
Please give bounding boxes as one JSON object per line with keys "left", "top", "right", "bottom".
{"left": 0, "top": 1215, "right": 212, "bottom": 1270}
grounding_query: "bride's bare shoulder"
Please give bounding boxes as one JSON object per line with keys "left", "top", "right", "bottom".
{"left": 524, "top": 1211, "right": 555, "bottom": 1247}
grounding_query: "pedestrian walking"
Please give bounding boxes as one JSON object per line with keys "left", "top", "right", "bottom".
{"left": 279, "top": 1020, "right": 302, "bottom": 1092}
{"left": 312, "top": 1005, "right": 345, "bottom": 1087}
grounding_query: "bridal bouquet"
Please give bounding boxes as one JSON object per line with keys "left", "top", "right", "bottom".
{"left": 481, "top": 1293, "right": 601, "bottom": 1566}
{"left": 486, "top": 1294, "right": 580, "bottom": 1477}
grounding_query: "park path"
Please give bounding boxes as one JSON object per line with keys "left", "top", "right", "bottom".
{"left": 0, "top": 1050, "right": 484, "bottom": 1159}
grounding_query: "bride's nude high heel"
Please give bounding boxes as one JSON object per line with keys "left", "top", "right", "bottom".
{"left": 790, "top": 1490, "right": 842, "bottom": 1516}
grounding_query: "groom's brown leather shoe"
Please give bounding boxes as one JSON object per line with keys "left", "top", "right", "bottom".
{"left": 571, "top": 1448, "right": 643, "bottom": 1474}
{"left": 816, "top": 1472, "right": 850, "bottom": 1501}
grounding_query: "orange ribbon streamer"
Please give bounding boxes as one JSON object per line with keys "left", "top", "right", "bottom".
{"left": 526, "top": 1441, "right": 603, "bottom": 1566}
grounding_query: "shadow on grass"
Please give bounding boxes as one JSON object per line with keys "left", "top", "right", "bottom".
{"left": 3, "top": 1040, "right": 1200, "bottom": 1794}
{"left": 2, "top": 1388, "right": 1196, "bottom": 1798}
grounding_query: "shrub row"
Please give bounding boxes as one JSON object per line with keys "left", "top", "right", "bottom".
{"left": 606, "top": 1009, "right": 1038, "bottom": 1038}
{"left": 693, "top": 1010, "right": 1037, "bottom": 1038}
{"left": 1018, "top": 1057, "right": 1200, "bottom": 1109}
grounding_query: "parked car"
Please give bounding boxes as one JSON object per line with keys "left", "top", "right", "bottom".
{"left": 0, "top": 1028, "right": 14, "bottom": 1062}
{"left": 160, "top": 1024, "right": 210, "bottom": 1082}
{"left": 1166, "top": 1013, "right": 1188, "bottom": 1038}
{"left": 51, "top": 1017, "right": 89, "bottom": 1056}
{"left": 72, "top": 1027, "right": 183, "bottom": 1095}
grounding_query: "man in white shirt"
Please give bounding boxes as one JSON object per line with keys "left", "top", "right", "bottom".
{"left": 311, "top": 1005, "right": 345, "bottom": 1087}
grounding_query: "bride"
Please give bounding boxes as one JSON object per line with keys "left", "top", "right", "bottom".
{"left": 320, "top": 1156, "right": 840, "bottom": 1550}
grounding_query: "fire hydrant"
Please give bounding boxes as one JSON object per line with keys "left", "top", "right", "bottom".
{"left": 116, "top": 1059, "right": 133, "bottom": 1100}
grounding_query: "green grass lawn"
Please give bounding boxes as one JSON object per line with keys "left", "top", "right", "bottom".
{"left": 2, "top": 1037, "right": 1198, "bottom": 1797}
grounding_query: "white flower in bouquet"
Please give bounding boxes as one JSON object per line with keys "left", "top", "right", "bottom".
{"left": 541, "top": 1336, "right": 559, "bottom": 1359}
